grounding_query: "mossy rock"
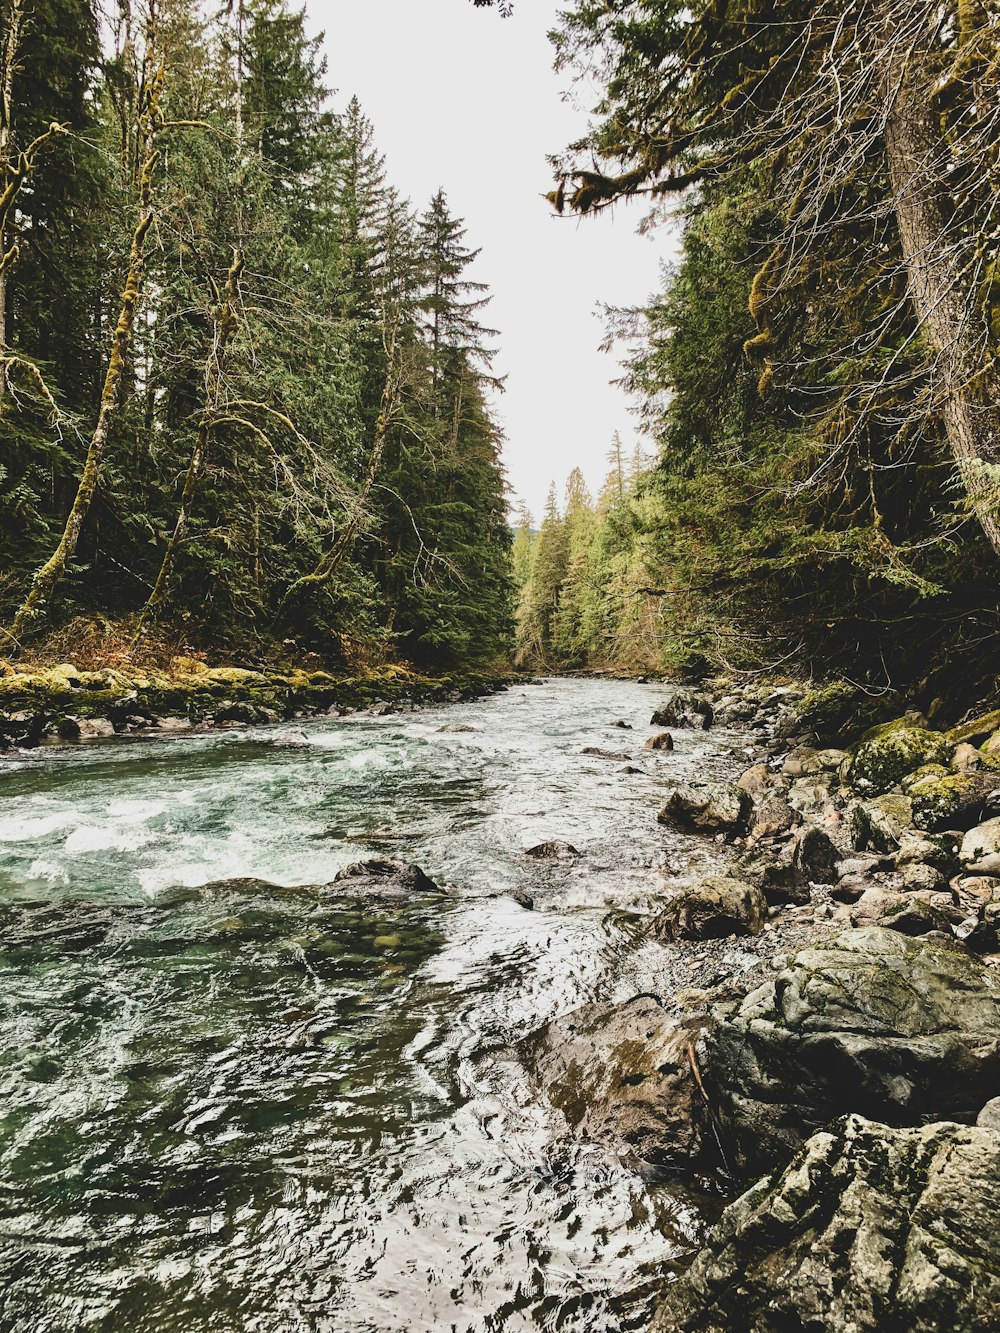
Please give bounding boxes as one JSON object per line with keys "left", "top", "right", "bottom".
{"left": 947, "top": 708, "right": 1000, "bottom": 747}
{"left": 791, "top": 681, "right": 898, "bottom": 747}
{"left": 901, "top": 763, "right": 950, "bottom": 794}
{"left": 847, "top": 721, "right": 952, "bottom": 797}
{"left": 909, "top": 771, "right": 1000, "bottom": 833}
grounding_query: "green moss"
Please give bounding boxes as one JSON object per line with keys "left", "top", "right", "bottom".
{"left": 848, "top": 721, "right": 952, "bottom": 797}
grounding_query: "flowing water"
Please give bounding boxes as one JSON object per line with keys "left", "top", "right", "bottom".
{"left": 0, "top": 678, "right": 746, "bottom": 1333}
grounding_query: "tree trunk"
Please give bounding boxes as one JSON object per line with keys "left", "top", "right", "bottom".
{"left": 8, "top": 52, "right": 163, "bottom": 642}
{"left": 141, "top": 247, "right": 244, "bottom": 620}
{"left": 884, "top": 44, "right": 1000, "bottom": 558}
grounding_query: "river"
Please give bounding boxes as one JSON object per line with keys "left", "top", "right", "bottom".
{"left": 0, "top": 677, "right": 745, "bottom": 1332}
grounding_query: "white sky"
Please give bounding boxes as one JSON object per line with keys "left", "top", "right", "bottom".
{"left": 312, "top": 0, "right": 676, "bottom": 519}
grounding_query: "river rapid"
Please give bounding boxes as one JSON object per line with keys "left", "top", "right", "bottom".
{"left": 0, "top": 678, "right": 747, "bottom": 1333}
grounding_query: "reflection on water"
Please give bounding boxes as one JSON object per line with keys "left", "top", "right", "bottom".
{"left": 0, "top": 679, "right": 740, "bottom": 1331}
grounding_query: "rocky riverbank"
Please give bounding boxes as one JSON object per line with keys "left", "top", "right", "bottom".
{"left": 0, "top": 659, "right": 513, "bottom": 751}
{"left": 523, "top": 677, "right": 1000, "bottom": 1331}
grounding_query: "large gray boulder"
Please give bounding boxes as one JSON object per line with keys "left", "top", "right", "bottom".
{"left": 521, "top": 996, "right": 706, "bottom": 1169}
{"left": 651, "top": 876, "right": 767, "bottom": 942}
{"left": 704, "top": 927, "right": 1000, "bottom": 1174}
{"left": 651, "top": 1115, "right": 1000, "bottom": 1333}
{"left": 329, "top": 859, "right": 442, "bottom": 898}
{"left": 650, "top": 688, "right": 714, "bottom": 730}
{"left": 658, "top": 783, "right": 752, "bottom": 834}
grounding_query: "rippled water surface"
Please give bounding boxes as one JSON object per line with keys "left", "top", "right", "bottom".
{"left": 0, "top": 679, "right": 743, "bottom": 1332}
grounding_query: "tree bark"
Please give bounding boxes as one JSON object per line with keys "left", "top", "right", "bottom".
{"left": 884, "top": 43, "right": 1000, "bottom": 558}
{"left": 8, "top": 49, "right": 163, "bottom": 642}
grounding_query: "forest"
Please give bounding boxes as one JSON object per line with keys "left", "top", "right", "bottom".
{"left": 0, "top": 0, "right": 512, "bottom": 672}
{"left": 511, "top": 0, "right": 1000, "bottom": 709}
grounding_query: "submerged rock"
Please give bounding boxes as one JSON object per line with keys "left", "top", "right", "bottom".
{"left": 704, "top": 927, "right": 1000, "bottom": 1174}
{"left": 644, "top": 731, "right": 674, "bottom": 751}
{"left": 581, "top": 746, "right": 632, "bottom": 762}
{"left": 524, "top": 840, "right": 580, "bottom": 859}
{"left": 658, "top": 783, "right": 751, "bottom": 834}
{"left": 329, "top": 859, "right": 442, "bottom": 898}
{"left": 651, "top": 1115, "right": 1000, "bottom": 1333}
{"left": 523, "top": 995, "right": 707, "bottom": 1170}
{"left": 437, "top": 724, "right": 480, "bottom": 733}
{"left": 651, "top": 876, "right": 767, "bottom": 942}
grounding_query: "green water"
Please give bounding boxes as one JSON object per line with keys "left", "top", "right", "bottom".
{"left": 0, "top": 679, "right": 739, "bottom": 1332}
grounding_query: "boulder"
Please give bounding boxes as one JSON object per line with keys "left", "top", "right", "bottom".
{"left": 522, "top": 996, "right": 706, "bottom": 1169}
{"left": 658, "top": 783, "right": 751, "bottom": 835}
{"left": 978, "top": 1097, "right": 1000, "bottom": 1129}
{"left": 581, "top": 746, "right": 632, "bottom": 761}
{"left": 524, "top": 840, "right": 580, "bottom": 859}
{"left": 790, "top": 824, "right": 840, "bottom": 885}
{"left": 329, "top": 859, "right": 442, "bottom": 898}
{"left": 960, "top": 817, "right": 1000, "bottom": 875}
{"left": 748, "top": 792, "right": 799, "bottom": 839}
{"left": 650, "top": 1115, "right": 1000, "bottom": 1333}
{"left": 735, "top": 762, "right": 781, "bottom": 799}
{"left": 849, "top": 793, "right": 913, "bottom": 851}
{"left": 704, "top": 927, "right": 1000, "bottom": 1174}
{"left": 782, "top": 745, "right": 825, "bottom": 777}
{"left": 437, "top": 724, "right": 480, "bottom": 733}
{"left": 786, "top": 774, "right": 836, "bottom": 815}
{"left": 644, "top": 731, "right": 674, "bottom": 752}
{"left": 847, "top": 720, "right": 952, "bottom": 797}
{"left": 952, "top": 741, "right": 987, "bottom": 773}
{"left": 650, "top": 688, "right": 714, "bottom": 731}
{"left": 850, "top": 889, "right": 953, "bottom": 936}
{"left": 734, "top": 845, "right": 809, "bottom": 906}
{"left": 908, "top": 771, "right": 1000, "bottom": 832}
{"left": 947, "top": 707, "right": 1000, "bottom": 747}
{"left": 651, "top": 876, "right": 767, "bottom": 942}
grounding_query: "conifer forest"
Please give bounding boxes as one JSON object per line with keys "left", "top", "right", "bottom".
{"left": 3, "top": 4, "right": 1000, "bottom": 1333}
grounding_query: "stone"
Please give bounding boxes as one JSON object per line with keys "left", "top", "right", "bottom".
{"left": 735, "top": 762, "right": 780, "bottom": 798}
{"left": 947, "top": 707, "right": 1000, "bottom": 747}
{"left": 650, "top": 1115, "right": 1000, "bottom": 1333}
{"left": 959, "top": 817, "right": 1000, "bottom": 875}
{"left": 847, "top": 720, "right": 952, "bottom": 797}
{"left": 786, "top": 775, "right": 835, "bottom": 815}
{"left": 901, "top": 861, "right": 947, "bottom": 892}
{"left": 268, "top": 729, "right": 310, "bottom": 747}
{"left": 644, "top": 731, "right": 674, "bottom": 751}
{"left": 849, "top": 793, "right": 913, "bottom": 851}
{"left": 581, "top": 747, "right": 632, "bottom": 761}
{"left": 609, "top": 720, "right": 632, "bottom": 730}
{"left": 790, "top": 824, "right": 840, "bottom": 884}
{"left": 650, "top": 688, "right": 714, "bottom": 730}
{"left": 658, "top": 783, "right": 751, "bottom": 835}
{"left": 734, "top": 846, "right": 809, "bottom": 906}
{"left": 782, "top": 745, "right": 824, "bottom": 777}
{"left": 851, "top": 889, "right": 953, "bottom": 936}
{"left": 437, "top": 724, "right": 480, "bottom": 733}
{"left": 525, "top": 840, "right": 580, "bottom": 859}
{"left": 748, "top": 792, "right": 799, "bottom": 839}
{"left": 329, "top": 859, "right": 442, "bottom": 898}
{"left": 952, "top": 741, "right": 987, "bottom": 773}
{"left": 901, "top": 761, "right": 950, "bottom": 793}
{"left": 522, "top": 996, "right": 707, "bottom": 1170}
{"left": 908, "top": 771, "right": 1000, "bottom": 832}
{"left": 704, "top": 927, "right": 1000, "bottom": 1175}
{"left": 651, "top": 876, "right": 767, "bottom": 942}
{"left": 977, "top": 1096, "right": 1000, "bottom": 1129}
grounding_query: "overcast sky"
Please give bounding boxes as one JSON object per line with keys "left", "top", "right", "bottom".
{"left": 312, "top": 0, "right": 676, "bottom": 519}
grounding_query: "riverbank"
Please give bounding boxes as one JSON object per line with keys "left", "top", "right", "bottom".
{"left": 0, "top": 658, "right": 514, "bottom": 750}
{"left": 521, "top": 674, "right": 1000, "bottom": 1330}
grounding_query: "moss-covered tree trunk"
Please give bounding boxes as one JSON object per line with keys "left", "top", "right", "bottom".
{"left": 884, "top": 44, "right": 1000, "bottom": 560}
{"left": 8, "top": 47, "right": 163, "bottom": 643}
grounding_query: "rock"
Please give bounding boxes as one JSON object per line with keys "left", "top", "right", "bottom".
{"left": 734, "top": 846, "right": 809, "bottom": 906}
{"left": 618, "top": 765, "right": 646, "bottom": 775}
{"left": 895, "top": 830, "right": 960, "bottom": 876}
{"left": 901, "top": 761, "right": 951, "bottom": 793}
{"left": 735, "top": 762, "right": 781, "bottom": 799}
{"left": 977, "top": 1097, "right": 1000, "bottom": 1129}
{"left": 644, "top": 731, "right": 674, "bottom": 751}
{"left": 609, "top": 720, "right": 633, "bottom": 730}
{"left": 851, "top": 889, "right": 953, "bottom": 936}
{"left": 847, "top": 720, "right": 952, "bottom": 797}
{"left": 901, "top": 861, "right": 947, "bottom": 892}
{"left": 849, "top": 793, "right": 913, "bottom": 851}
{"left": 983, "top": 728, "right": 1000, "bottom": 757}
{"left": 959, "top": 817, "right": 1000, "bottom": 874}
{"left": 581, "top": 746, "right": 632, "bottom": 761}
{"left": 155, "top": 716, "right": 193, "bottom": 732}
{"left": 43, "top": 715, "right": 117, "bottom": 742}
{"left": 908, "top": 771, "right": 1000, "bottom": 832}
{"left": 651, "top": 876, "right": 767, "bottom": 942}
{"left": 786, "top": 774, "right": 835, "bottom": 815}
{"left": 268, "top": 729, "right": 310, "bottom": 747}
{"left": 705, "top": 927, "right": 1000, "bottom": 1175}
{"left": 782, "top": 745, "right": 824, "bottom": 777}
{"left": 658, "top": 783, "right": 751, "bottom": 835}
{"left": 329, "top": 859, "right": 442, "bottom": 898}
{"left": 437, "top": 723, "right": 480, "bottom": 733}
{"left": 522, "top": 996, "right": 707, "bottom": 1169}
{"left": 947, "top": 707, "right": 1000, "bottom": 747}
{"left": 952, "top": 741, "right": 987, "bottom": 773}
{"left": 650, "top": 1115, "right": 1000, "bottom": 1333}
{"left": 790, "top": 825, "right": 840, "bottom": 885}
{"left": 650, "top": 688, "right": 714, "bottom": 730}
{"left": 525, "top": 840, "right": 579, "bottom": 859}
{"left": 830, "top": 873, "right": 869, "bottom": 903}
{"left": 748, "top": 792, "right": 799, "bottom": 839}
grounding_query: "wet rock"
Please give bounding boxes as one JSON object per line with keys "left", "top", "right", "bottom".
{"left": 609, "top": 720, "right": 633, "bottom": 730}
{"left": 155, "top": 716, "right": 193, "bottom": 733}
{"left": 618, "top": 764, "right": 646, "bottom": 775}
{"left": 525, "top": 840, "right": 580, "bottom": 859}
{"left": 849, "top": 793, "right": 914, "bottom": 851}
{"left": 581, "top": 746, "right": 632, "bottom": 762}
{"left": 644, "top": 732, "right": 674, "bottom": 752}
{"left": 650, "top": 688, "right": 714, "bottom": 731}
{"left": 650, "top": 1115, "right": 1000, "bottom": 1333}
{"left": 437, "top": 723, "right": 480, "bottom": 733}
{"left": 846, "top": 719, "right": 952, "bottom": 797}
{"left": 522, "top": 996, "right": 707, "bottom": 1170}
{"left": 704, "top": 927, "right": 1000, "bottom": 1175}
{"left": 651, "top": 876, "right": 767, "bottom": 942}
{"left": 268, "top": 729, "right": 310, "bottom": 747}
{"left": 329, "top": 859, "right": 442, "bottom": 898}
{"left": 658, "top": 783, "right": 751, "bottom": 835}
